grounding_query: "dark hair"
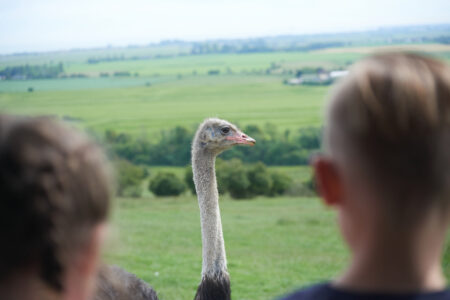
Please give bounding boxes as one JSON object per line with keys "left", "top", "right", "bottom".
{"left": 0, "top": 115, "right": 111, "bottom": 291}
{"left": 326, "top": 53, "right": 450, "bottom": 218}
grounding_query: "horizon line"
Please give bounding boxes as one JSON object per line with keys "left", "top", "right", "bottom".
{"left": 1, "top": 22, "right": 449, "bottom": 57}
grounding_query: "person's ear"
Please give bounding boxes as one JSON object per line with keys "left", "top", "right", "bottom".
{"left": 80, "top": 224, "right": 107, "bottom": 276}
{"left": 312, "top": 156, "right": 344, "bottom": 208}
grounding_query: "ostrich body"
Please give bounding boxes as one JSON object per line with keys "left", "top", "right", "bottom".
{"left": 95, "top": 265, "right": 158, "bottom": 300}
{"left": 94, "top": 118, "right": 254, "bottom": 300}
{"left": 192, "top": 118, "right": 255, "bottom": 300}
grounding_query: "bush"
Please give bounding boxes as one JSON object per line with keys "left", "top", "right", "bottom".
{"left": 304, "top": 174, "right": 317, "bottom": 194}
{"left": 297, "top": 127, "right": 321, "bottom": 150}
{"left": 285, "top": 174, "right": 317, "bottom": 197}
{"left": 269, "top": 172, "right": 292, "bottom": 196}
{"left": 115, "top": 159, "right": 147, "bottom": 198}
{"left": 149, "top": 172, "right": 186, "bottom": 196}
{"left": 184, "top": 166, "right": 196, "bottom": 195}
{"left": 186, "top": 159, "right": 298, "bottom": 199}
{"left": 247, "top": 162, "right": 272, "bottom": 196}
{"left": 216, "top": 159, "right": 250, "bottom": 199}
{"left": 217, "top": 159, "right": 298, "bottom": 199}
{"left": 208, "top": 69, "right": 220, "bottom": 75}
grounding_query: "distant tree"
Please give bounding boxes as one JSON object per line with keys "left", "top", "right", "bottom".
{"left": 217, "top": 159, "right": 250, "bottom": 199}
{"left": 104, "top": 124, "right": 322, "bottom": 167}
{"left": 246, "top": 162, "right": 272, "bottom": 196}
{"left": 113, "top": 71, "right": 131, "bottom": 77}
{"left": 283, "top": 129, "right": 290, "bottom": 141}
{"left": 114, "top": 159, "right": 147, "bottom": 198}
{"left": 149, "top": 172, "right": 186, "bottom": 196}
{"left": 27, "top": 87, "right": 34, "bottom": 92}
{"left": 208, "top": 70, "right": 220, "bottom": 75}
{"left": 269, "top": 172, "right": 292, "bottom": 196}
{"left": 0, "top": 63, "right": 64, "bottom": 80}
{"left": 298, "top": 127, "right": 321, "bottom": 150}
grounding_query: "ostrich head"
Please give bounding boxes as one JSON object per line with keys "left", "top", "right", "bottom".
{"left": 193, "top": 118, "right": 255, "bottom": 154}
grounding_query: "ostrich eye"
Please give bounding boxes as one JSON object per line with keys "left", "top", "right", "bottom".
{"left": 221, "top": 127, "right": 230, "bottom": 134}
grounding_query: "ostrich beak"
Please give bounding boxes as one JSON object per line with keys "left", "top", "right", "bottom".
{"left": 242, "top": 134, "right": 256, "bottom": 146}
{"left": 227, "top": 133, "right": 256, "bottom": 146}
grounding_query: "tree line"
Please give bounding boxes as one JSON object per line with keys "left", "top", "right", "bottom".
{"left": 107, "top": 124, "right": 320, "bottom": 199}
{"left": 0, "top": 63, "right": 64, "bottom": 79}
{"left": 104, "top": 124, "right": 321, "bottom": 167}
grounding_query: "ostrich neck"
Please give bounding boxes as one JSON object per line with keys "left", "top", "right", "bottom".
{"left": 192, "top": 148, "right": 228, "bottom": 278}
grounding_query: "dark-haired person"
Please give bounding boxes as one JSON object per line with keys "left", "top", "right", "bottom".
{"left": 281, "top": 53, "right": 450, "bottom": 299}
{"left": 0, "top": 115, "right": 111, "bottom": 300}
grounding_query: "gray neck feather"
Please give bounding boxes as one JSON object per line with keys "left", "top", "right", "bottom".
{"left": 192, "top": 145, "right": 228, "bottom": 279}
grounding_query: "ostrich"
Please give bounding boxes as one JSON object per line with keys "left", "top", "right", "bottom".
{"left": 94, "top": 118, "right": 255, "bottom": 300}
{"left": 192, "top": 118, "right": 255, "bottom": 300}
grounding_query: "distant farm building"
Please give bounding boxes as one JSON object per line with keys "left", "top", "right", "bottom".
{"left": 330, "top": 70, "right": 349, "bottom": 78}
{"left": 285, "top": 69, "right": 348, "bottom": 86}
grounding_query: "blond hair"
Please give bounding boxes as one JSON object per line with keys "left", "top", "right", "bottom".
{"left": 326, "top": 53, "right": 450, "bottom": 216}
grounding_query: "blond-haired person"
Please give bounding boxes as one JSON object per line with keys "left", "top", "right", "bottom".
{"left": 281, "top": 53, "right": 450, "bottom": 299}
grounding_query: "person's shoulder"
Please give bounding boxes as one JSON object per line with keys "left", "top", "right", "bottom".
{"left": 278, "top": 283, "right": 450, "bottom": 300}
{"left": 278, "top": 282, "right": 333, "bottom": 300}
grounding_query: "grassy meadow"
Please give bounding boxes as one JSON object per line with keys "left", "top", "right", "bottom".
{"left": 1, "top": 42, "right": 450, "bottom": 299}
{"left": 106, "top": 195, "right": 450, "bottom": 300}
{"left": 104, "top": 196, "right": 347, "bottom": 300}
{"left": 1, "top": 44, "right": 450, "bottom": 137}
{"left": 0, "top": 75, "right": 327, "bottom": 136}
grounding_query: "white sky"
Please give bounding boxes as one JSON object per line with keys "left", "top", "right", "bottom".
{"left": 1, "top": 0, "right": 449, "bottom": 54}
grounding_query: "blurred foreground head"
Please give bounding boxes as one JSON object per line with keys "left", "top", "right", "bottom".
{"left": 313, "top": 52, "right": 450, "bottom": 291}
{"left": 322, "top": 52, "right": 450, "bottom": 221}
{"left": 0, "top": 115, "right": 111, "bottom": 299}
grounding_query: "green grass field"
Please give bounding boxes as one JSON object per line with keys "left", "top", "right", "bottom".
{"left": 63, "top": 51, "right": 362, "bottom": 76}
{"left": 0, "top": 75, "right": 328, "bottom": 136}
{"left": 1, "top": 44, "right": 449, "bottom": 137}
{"left": 105, "top": 196, "right": 450, "bottom": 300}
{"left": 104, "top": 196, "right": 347, "bottom": 300}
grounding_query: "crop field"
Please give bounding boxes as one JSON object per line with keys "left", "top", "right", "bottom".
{"left": 63, "top": 51, "right": 361, "bottom": 76}
{"left": 1, "top": 44, "right": 449, "bottom": 137}
{"left": 0, "top": 75, "right": 328, "bottom": 136}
